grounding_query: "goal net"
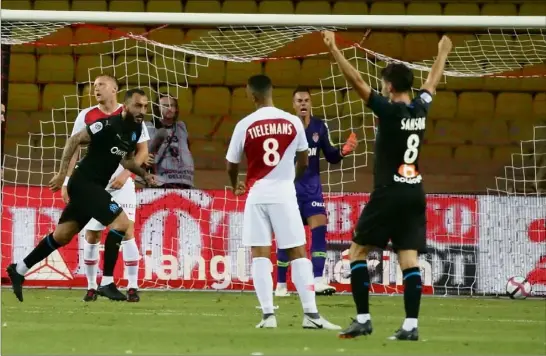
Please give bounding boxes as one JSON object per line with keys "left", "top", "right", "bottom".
{"left": 1, "top": 13, "right": 545, "bottom": 296}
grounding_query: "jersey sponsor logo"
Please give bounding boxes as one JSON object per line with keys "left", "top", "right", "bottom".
{"left": 247, "top": 121, "right": 294, "bottom": 139}
{"left": 401, "top": 117, "right": 426, "bottom": 131}
{"left": 131, "top": 132, "right": 137, "bottom": 142}
{"left": 394, "top": 174, "right": 422, "bottom": 184}
{"left": 311, "top": 201, "right": 325, "bottom": 207}
{"left": 308, "top": 147, "right": 317, "bottom": 156}
{"left": 109, "top": 202, "right": 120, "bottom": 213}
{"left": 110, "top": 147, "right": 128, "bottom": 157}
{"left": 89, "top": 122, "right": 103, "bottom": 134}
{"left": 312, "top": 132, "right": 319, "bottom": 143}
{"left": 396, "top": 164, "right": 422, "bottom": 184}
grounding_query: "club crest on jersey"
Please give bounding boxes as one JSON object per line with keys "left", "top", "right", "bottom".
{"left": 131, "top": 132, "right": 137, "bottom": 142}
{"left": 312, "top": 132, "right": 319, "bottom": 142}
{"left": 89, "top": 122, "right": 103, "bottom": 134}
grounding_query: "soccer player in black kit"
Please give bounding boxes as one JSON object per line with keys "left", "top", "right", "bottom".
{"left": 6, "top": 88, "right": 157, "bottom": 302}
{"left": 322, "top": 31, "right": 453, "bottom": 340}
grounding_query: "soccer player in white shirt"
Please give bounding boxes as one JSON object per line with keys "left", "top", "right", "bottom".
{"left": 226, "top": 74, "right": 341, "bottom": 330}
{"left": 63, "top": 75, "right": 150, "bottom": 302}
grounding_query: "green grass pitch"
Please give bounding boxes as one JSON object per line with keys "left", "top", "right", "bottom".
{"left": 1, "top": 289, "right": 544, "bottom": 355}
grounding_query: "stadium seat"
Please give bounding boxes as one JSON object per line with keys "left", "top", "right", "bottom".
{"left": 231, "top": 87, "right": 254, "bottom": 117}
{"left": 492, "top": 145, "right": 519, "bottom": 163}
{"left": 225, "top": 62, "right": 262, "bottom": 86}
{"left": 214, "top": 115, "right": 238, "bottom": 138}
{"left": 443, "top": 3, "right": 480, "bottom": 16}
{"left": 258, "top": 0, "right": 294, "bottom": 14}
{"left": 37, "top": 55, "right": 75, "bottom": 83}
{"left": 300, "top": 59, "right": 333, "bottom": 87}
{"left": 428, "top": 91, "right": 456, "bottom": 120}
{"left": 185, "top": 0, "right": 221, "bottom": 13}
{"left": 272, "top": 88, "right": 295, "bottom": 112}
{"left": 33, "top": 0, "right": 69, "bottom": 11}
{"left": 28, "top": 111, "right": 55, "bottom": 134}
{"left": 152, "top": 51, "right": 189, "bottom": 87}
{"left": 192, "top": 138, "right": 226, "bottom": 168}
{"left": 1, "top": 0, "right": 31, "bottom": 9}
{"left": 109, "top": 0, "right": 145, "bottom": 12}
{"left": 340, "top": 90, "right": 366, "bottom": 119}
{"left": 507, "top": 120, "right": 536, "bottom": 143}
{"left": 146, "top": 0, "right": 183, "bottom": 12}
{"left": 148, "top": 28, "right": 185, "bottom": 46}
{"left": 332, "top": 1, "right": 368, "bottom": 15}
{"left": 443, "top": 32, "right": 476, "bottom": 49}
{"left": 156, "top": 85, "right": 193, "bottom": 116}
{"left": 73, "top": 26, "right": 111, "bottom": 55}
{"left": 310, "top": 88, "right": 343, "bottom": 120}
{"left": 533, "top": 93, "right": 546, "bottom": 122}
{"left": 8, "top": 54, "right": 37, "bottom": 83}
{"left": 481, "top": 3, "right": 517, "bottom": 16}
{"left": 187, "top": 57, "right": 226, "bottom": 85}
{"left": 420, "top": 144, "right": 453, "bottom": 160}
{"left": 369, "top": 1, "right": 406, "bottom": 15}
{"left": 406, "top": 2, "right": 442, "bottom": 15}
{"left": 222, "top": 0, "right": 258, "bottom": 13}
{"left": 5, "top": 111, "right": 31, "bottom": 137}
{"left": 295, "top": 1, "right": 331, "bottom": 14}
{"left": 456, "top": 92, "right": 494, "bottom": 121}
{"left": 194, "top": 87, "right": 230, "bottom": 116}
{"left": 113, "top": 55, "right": 153, "bottom": 86}
{"left": 483, "top": 74, "right": 522, "bottom": 92}
{"left": 182, "top": 115, "right": 216, "bottom": 138}
{"left": 430, "top": 120, "right": 468, "bottom": 145}
{"left": 519, "top": 3, "right": 546, "bottom": 16}
{"left": 454, "top": 145, "right": 491, "bottom": 162}
{"left": 35, "top": 27, "right": 74, "bottom": 55}
{"left": 264, "top": 60, "right": 301, "bottom": 87}
{"left": 403, "top": 33, "right": 440, "bottom": 62}
{"left": 76, "top": 55, "right": 115, "bottom": 83}
{"left": 521, "top": 64, "right": 546, "bottom": 92}
{"left": 495, "top": 93, "right": 534, "bottom": 121}
{"left": 42, "top": 84, "right": 79, "bottom": 111}
{"left": 80, "top": 84, "right": 94, "bottom": 108}
{"left": 71, "top": 0, "right": 107, "bottom": 11}
{"left": 471, "top": 120, "right": 510, "bottom": 146}
{"left": 363, "top": 32, "right": 404, "bottom": 59}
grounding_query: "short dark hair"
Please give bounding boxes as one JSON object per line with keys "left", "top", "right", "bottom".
{"left": 247, "top": 74, "right": 272, "bottom": 97}
{"left": 124, "top": 88, "right": 147, "bottom": 102}
{"left": 95, "top": 74, "right": 119, "bottom": 89}
{"left": 292, "top": 86, "right": 311, "bottom": 97}
{"left": 380, "top": 63, "right": 413, "bottom": 93}
{"left": 152, "top": 93, "right": 179, "bottom": 128}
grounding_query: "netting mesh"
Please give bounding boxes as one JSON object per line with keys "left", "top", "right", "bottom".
{"left": 1, "top": 21, "right": 545, "bottom": 295}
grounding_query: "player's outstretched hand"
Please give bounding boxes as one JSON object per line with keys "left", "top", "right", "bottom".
{"left": 48, "top": 173, "right": 64, "bottom": 192}
{"left": 109, "top": 173, "right": 129, "bottom": 190}
{"left": 231, "top": 182, "right": 246, "bottom": 196}
{"left": 144, "top": 153, "right": 155, "bottom": 167}
{"left": 321, "top": 30, "right": 337, "bottom": 50}
{"left": 438, "top": 35, "right": 453, "bottom": 55}
{"left": 144, "top": 173, "right": 158, "bottom": 187}
{"left": 341, "top": 132, "right": 358, "bottom": 156}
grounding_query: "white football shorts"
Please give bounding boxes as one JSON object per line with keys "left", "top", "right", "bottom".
{"left": 84, "top": 178, "right": 137, "bottom": 231}
{"left": 242, "top": 200, "right": 306, "bottom": 249}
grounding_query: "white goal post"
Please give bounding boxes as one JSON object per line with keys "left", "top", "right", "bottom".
{"left": 0, "top": 9, "right": 545, "bottom": 296}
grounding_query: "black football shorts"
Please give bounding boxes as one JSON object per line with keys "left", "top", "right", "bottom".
{"left": 353, "top": 184, "right": 427, "bottom": 253}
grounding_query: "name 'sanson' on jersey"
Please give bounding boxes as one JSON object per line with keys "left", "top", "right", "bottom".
{"left": 247, "top": 122, "right": 294, "bottom": 139}
{"left": 401, "top": 117, "right": 426, "bottom": 131}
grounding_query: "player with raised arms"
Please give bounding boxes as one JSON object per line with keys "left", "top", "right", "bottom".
{"left": 63, "top": 75, "right": 150, "bottom": 302}
{"left": 6, "top": 89, "right": 157, "bottom": 303}
{"left": 321, "top": 31, "right": 452, "bottom": 340}
{"left": 275, "top": 87, "right": 358, "bottom": 297}
{"left": 226, "top": 74, "right": 341, "bottom": 330}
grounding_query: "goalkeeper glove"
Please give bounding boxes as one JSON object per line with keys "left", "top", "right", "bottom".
{"left": 341, "top": 132, "right": 358, "bottom": 156}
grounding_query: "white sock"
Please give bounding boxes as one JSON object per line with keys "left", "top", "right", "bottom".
{"left": 276, "top": 282, "right": 287, "bottom": 289}
{"left": 251, "top": 257, "right": 274, "bottom": 314}
{"left": 122, "top": 238, "right": 140, "bottom": 289}
{"left": 83, "top": 240, "right": 100, "bottom": 290}
{"left": 357, "top": 314, "right": 371, "bottom": 323}
{"left": 101, "top": 276, "right": 114, "bottom": 286}
{"left": 314, "top": 276, "right": 324, "bottom": 284}
{"left": 402, "top": 318, "right": 418, "bottom": 330}
{"left": 291, "top": 258, "right": 318, "bottom": 314}
{"left": 15, "top": 261, "right": 29, "bottom": 276}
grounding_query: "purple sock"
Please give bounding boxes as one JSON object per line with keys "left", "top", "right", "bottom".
{"left": 276, "top": 249, "right": 289, "bottom": 283}
{"left": 310, "top": 225, "right": 327, "bottom": 278}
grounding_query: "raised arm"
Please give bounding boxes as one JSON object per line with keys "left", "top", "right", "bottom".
{"left": 322, "top": 31, "right": 372, "bottom": 103}
{"left": 121, "top": 152, "right": 154, "bottom": 185}
{"left": 58, "top": 129, "right": 91, "bottom": 177}
{"left": 421, "top": 36, "right": 453, "bottom": 94}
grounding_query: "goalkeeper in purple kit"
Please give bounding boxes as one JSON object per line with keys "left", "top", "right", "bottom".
{"left": 275, "top": 87, "right": 358, "bottom": 296}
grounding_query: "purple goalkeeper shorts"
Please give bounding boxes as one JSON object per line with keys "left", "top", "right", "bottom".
{"left": 298, "top": 196, "right": 327, "bottom": 225}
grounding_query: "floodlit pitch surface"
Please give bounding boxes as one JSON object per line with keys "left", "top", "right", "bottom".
{"left": 1, "top": 290, "right": 544, "bottom": 355}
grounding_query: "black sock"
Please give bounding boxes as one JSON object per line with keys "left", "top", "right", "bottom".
{"left": 23, "top": 233, "right": 61, "bottom": 269}
{"left": 350, "top": 260, "right": 370, "bottom": 315}
{"left": 403, "top": 267, "right": 422, "bottom": 319}
{"left": 102, "top": 229, "right": 125, "bottom": 279}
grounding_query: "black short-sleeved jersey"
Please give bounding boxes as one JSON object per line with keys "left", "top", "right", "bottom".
{"left": 367, "top": 89, "right": 432, "bottom": 188}
{"left": 74, "top": 114, "right": 142, "bottom": 187}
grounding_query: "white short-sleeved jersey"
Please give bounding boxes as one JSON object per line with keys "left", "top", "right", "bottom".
{"left": 71, "top": 104, "right": 150, "bottom": 186}
{"left": 226, "top": 106, "right": 309, "bottom": 204}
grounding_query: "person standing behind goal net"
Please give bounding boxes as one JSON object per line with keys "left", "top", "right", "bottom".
{"left": 226, "top": 74, "right": 340, "bottom": 330}
{"left": 64, "top": 75, "right": 150, "bottom": 302}
{"left": 320, "top": 31, "right": 453, "bottom": 341}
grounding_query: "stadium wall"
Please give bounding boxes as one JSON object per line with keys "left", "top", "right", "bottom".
{"left": 1, "top": 186, "right": 544, "bottom": 296}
